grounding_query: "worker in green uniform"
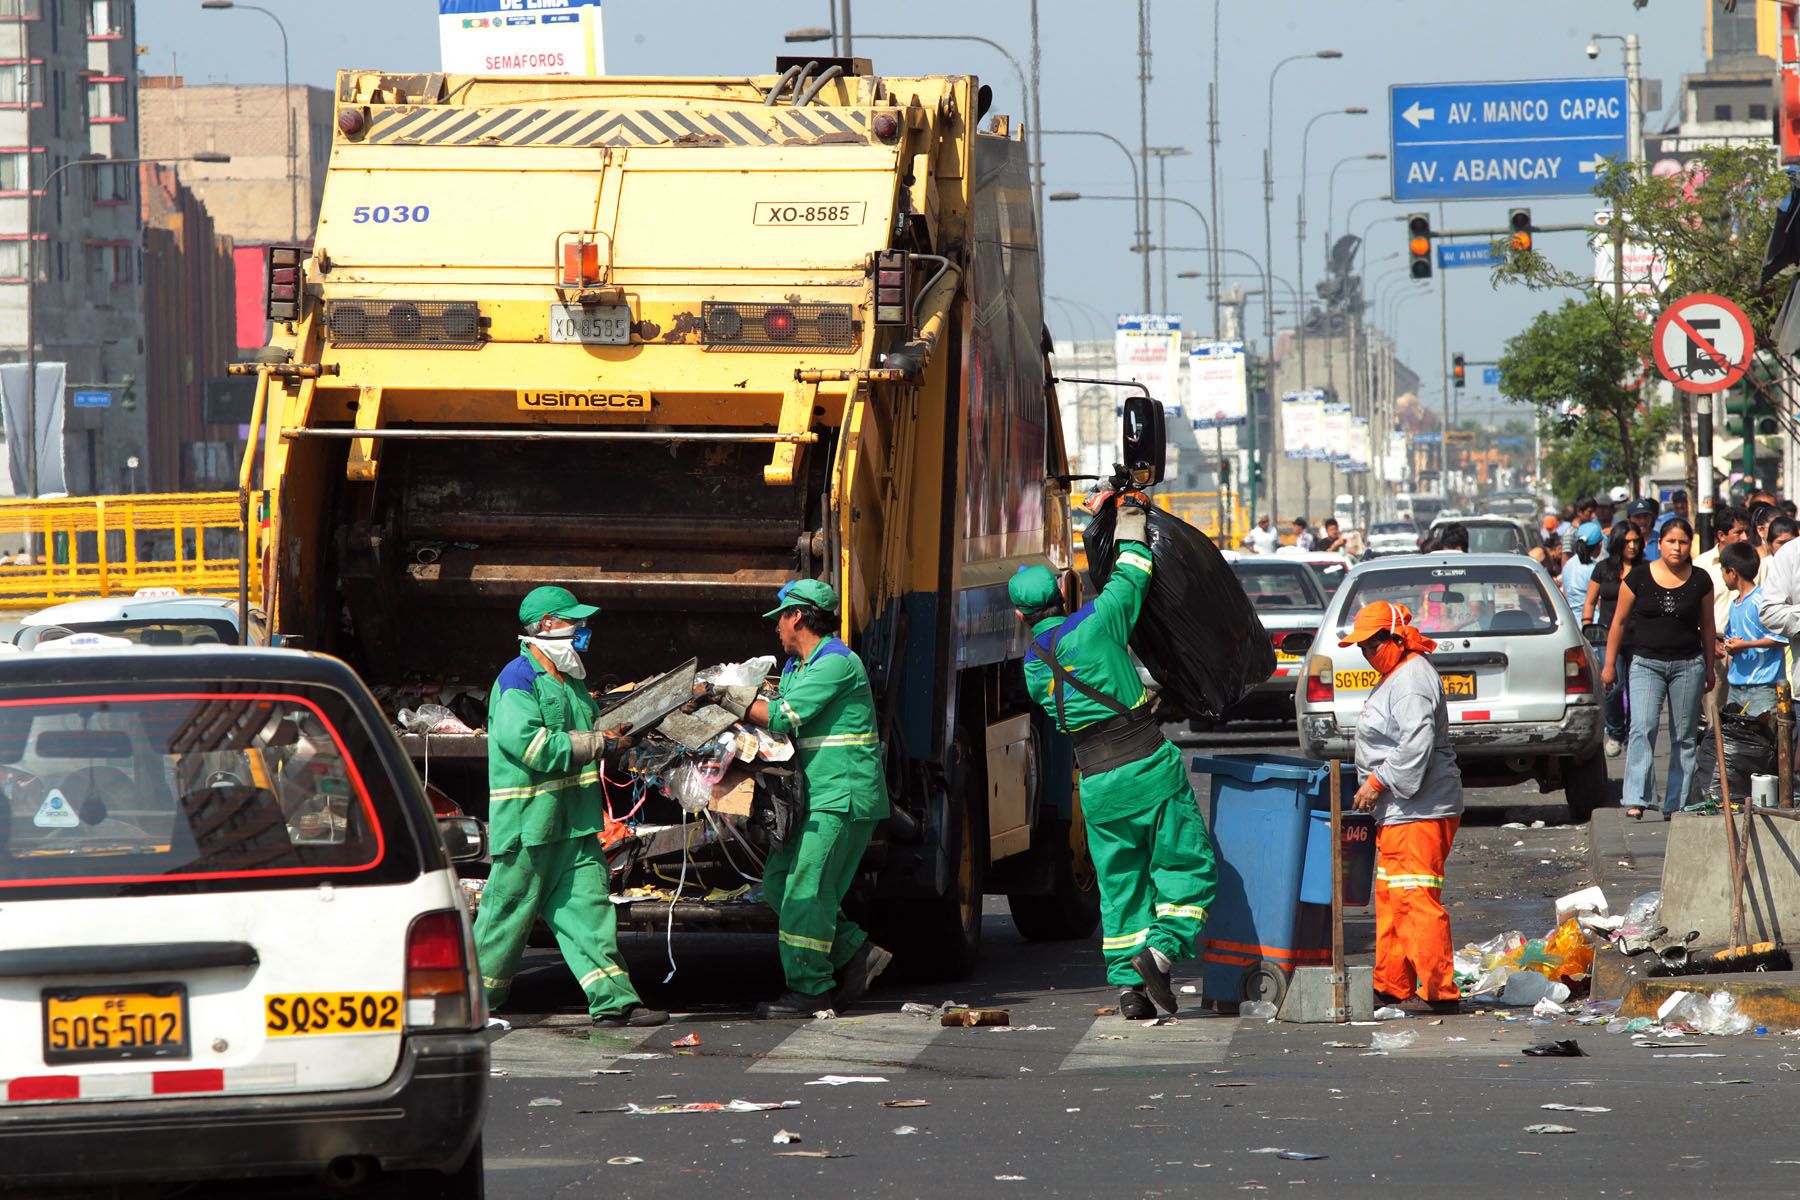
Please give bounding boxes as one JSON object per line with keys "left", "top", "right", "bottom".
{"left": 473, "top": 585, "right": 668, "bottom": 1028}
{"left": 718, "top": 578, "right": 893, "bottom": 1018}
{"left": 1010, "top": 495, "right": 1218, "bottom": 1017}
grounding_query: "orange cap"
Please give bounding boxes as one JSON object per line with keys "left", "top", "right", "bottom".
{"left": 1338, "top": 600, "right": 1414, "bottom": 648}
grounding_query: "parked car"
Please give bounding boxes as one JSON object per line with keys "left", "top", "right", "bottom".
{"left": 1363, "top": 521, "right": 1423, "bottom": 559}
{"left": 1199, "top": 556, "right": 1329, "bottom": 725}
{"left": 1274, "top": 548, "right": 1354, "bottom": 597}
{"left": 1427, "top": 514, "right": 1533, "bottom": 556}
{"left": 1290, "top": 553, "right": 1607, "bottom": 821}
{"left": 0, "top": 645, "right": 489, "bottom": 1196}
{"left": 22, "top": 588, "right": 264, "bottom": 646}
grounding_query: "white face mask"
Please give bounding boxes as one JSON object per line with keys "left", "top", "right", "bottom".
{"left": 523, "top": 633, "right": 586, "bottom": 679}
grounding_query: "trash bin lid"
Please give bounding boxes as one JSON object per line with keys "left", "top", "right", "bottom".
{"left": 1190, "top": 752, "right": 1336, "bottom": 789}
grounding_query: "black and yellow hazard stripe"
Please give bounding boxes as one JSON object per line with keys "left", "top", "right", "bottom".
{"left": 363, "top": 106, "right": 870, "bottom": 148}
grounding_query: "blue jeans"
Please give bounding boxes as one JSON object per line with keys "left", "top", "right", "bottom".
{"left": 1604, "top": 648, "right": 1633, "bottom": 741}
{"left": 1623, "top": 654, "right": 1705, "bottom": 813}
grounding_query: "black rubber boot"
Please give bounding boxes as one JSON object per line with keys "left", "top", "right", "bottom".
{"left": 833, "top": 942, "right": 894, "bottom": 1010}
{"left": 593, "top": 1004, "right": 669, "bottom": 1028}
{"left": 756, "top": 990, "right": 835, "bottom": 1019}
{"left": 1131, "top": 947, "right": 1178, "bottom": 1014}
{"left": 1119, "top": 987, "right": 1155, "bottom": 1020}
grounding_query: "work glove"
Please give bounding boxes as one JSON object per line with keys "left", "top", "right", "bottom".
{"left": 1113, "top": 494, "right": 1149, "bottom": 546}
{"left": 714, "top": 685, "right": 760, "bottom": 719}
{"left": 566, "top": 729, "right": 604, "bottom": 765}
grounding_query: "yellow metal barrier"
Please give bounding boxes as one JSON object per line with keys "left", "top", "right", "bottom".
{"left": 1070, "top": 490, "right": 1249, "bottom": 572}
{"left": 0, "top": 492, "right": 262, "bottom": 605}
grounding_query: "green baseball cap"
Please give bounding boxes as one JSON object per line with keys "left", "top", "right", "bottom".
{"left": 519, "top": 585, "right": 599, "bottom": 626}
{"left": 763, "top": 578, "right": 838, "bottom": 618}
{"left": 1008, "top": 564, "right": 1060, "bottom": 610}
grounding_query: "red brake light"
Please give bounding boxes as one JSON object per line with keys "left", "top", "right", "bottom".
{"left": 763, "top": 306, "right": 798, "bottom": 340}
{"left": 1305, "top": 655, "right": 1334, "bottom": 704}
{"left": 1563, "top": 646, "right": 1594, "bottom": 695}
{"left": 406, "top": 909, "right": 473, "bottom": 1024}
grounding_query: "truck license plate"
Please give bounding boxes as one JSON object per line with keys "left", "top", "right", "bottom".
{"left": 548, "top": 303, "right": 631, "bottom": 345}
{"left": 43, "top": 984, "right": 189, "bottom": 1065}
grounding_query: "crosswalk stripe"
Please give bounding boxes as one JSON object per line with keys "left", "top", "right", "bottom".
{"left": 489, "top": 1022, "right": 668, "bottom": 1079}
{"left": 1055, "top": 1013, "right": 1238, "bottom": 1072}
{"left": 748, "top": 1013, "right": 949, "bottom": 1075}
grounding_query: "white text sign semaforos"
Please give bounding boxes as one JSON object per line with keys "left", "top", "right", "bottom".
{"left": 438, "top": 0, "right": 605, "bottom": 77}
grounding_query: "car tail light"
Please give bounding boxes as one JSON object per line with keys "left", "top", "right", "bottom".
{"left": 406, "top": 909, "right": 479, "bottom": 1030}
{"left": 1305, "top": 654, "right": 1334, "bottom": 704}
{"left": 1564, "top": 646, "right": 1594, "bottom": 695}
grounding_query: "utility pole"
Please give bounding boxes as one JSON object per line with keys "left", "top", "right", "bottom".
{"left": 839, "top": 0, "right": 852, "bottom": 55}
{"left": 1438, "top": 200, "right": 1451, "bottom": 500}
{"left": 1207, "top": 0, "right": 1222, "bottom": 340}
{"left": 1135, "top": 0, "right": 1153, "bottom": 313}
{"left": 1147, "top": 146, "right": 1190, "bottom": 315}
{"left": 1029, "top": 0, "right": 1044, "bottom": 243}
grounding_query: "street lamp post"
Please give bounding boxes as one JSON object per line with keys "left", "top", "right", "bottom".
{"left": 1051, "top": 189, "right": 1212, "bottom": 297}
{"left": 1325, "top": 154, "right": 1386, "bottom": 263}
{"left": 1043, "top": 130, "right": 1150, "bottom": 309}
{"left": 1296, "top": 107, "right": 1367, "bottom": 392}
{"left": 1588, "top": 33, "right": 1643, "bottom": 164}
{"left": 23, "top": 152, "right": 230, "bottom": 496}
{"left": 1146, "top": 146, "right": 1190, "bottom": 313}
{"left": 201, "top": 2, "right": 294, "bottom": 242}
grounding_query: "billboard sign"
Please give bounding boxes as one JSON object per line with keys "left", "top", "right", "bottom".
{"left": 1188, "top": 339, "right": 1247, "bottom": 430}
{"left": 439, "top": 0, "right": 605, "bottom": 77}
{"left": 1114, "top": 313, "right": 1183, "bottom": 418}
{"left": 1281, "top": 389, "right": 1325, "bottom": 460}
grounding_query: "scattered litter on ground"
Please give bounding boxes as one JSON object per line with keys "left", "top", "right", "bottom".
{"left": 1322, "top": 1041, "right": 1360, "bottom": 1049}
{"left": 994, "top": 1175, "right": 1028, "bottom": 1181}
{"left": 630, "top": 1100, "right": 800, "bottom": 1116}
{"left": 1248, "top": 1147, "right": 1289, "bottom": 1154}
{"left": 591, "top": 1069, "right": 631, "bottom": 1076}
{"left": 893, "top": 1125, "right": 919, "bottom": 1135}
{"left": 670, "top": 1033, "right": 702, "bottom": 1048}
{"left": 777, "top": 1150, "right": 850, "bottom": 1159}
{"left": 528, "top": 1097, "right": 562, "bottom": 1107}
{"left": 1533, "top": 998, "right": 1567, "bottom": 1018}
{"left": 1371, "top": 1030, "right": 1417, "bottom": 1052}
{"left": 1278, "top": 1152, "right": 1327, "bottom": 1161}
{"left": 1371, "top": 1006, "right": 1408, "bottom": 1020}
{"left": 804, "top": 1075, "right": 889, "bottom": 1086}
{"left": 1523, "top": 1124, "right": 1578, "bottom": 1135}
{"left": 881, "top": 1099, "right": 930, "bottom": 1108}
{"left": 489, "top": 1068, "right": 509, "bottom": 1078}
{"left": 1522, "top": 1040, "right": 1585, "bottom": 1057}
{"left": 1541, "top": 1104, "right": 1610, "bottom": 1113}
{"left": 772, "top": 1130, "right": 801, "bottom": 1144}
{"left": 607, "top": 1156, "right": 643, "bottom": 1166}
{"left": 1094, "top": 1006, "right": 1120, "bottom": 1016}
{"left": 1695, "top": 1078, "right": 1755, "bottom": 1086}
{"left": 989, "top": 1025, "right": 1057, "bottom": 1033}
{"left": 900, "top": 1002, "right": 944, "bottom": 1018}
{"left": 1213, "top": 1082, "right": 1252, "bottom": 1088}
{"left": 617, "top": 1053, "right": 667, "bottom": 1061}
{"left": 1180, "top": 984, "right": 1199, "bottom": 994}
{"left": 1241, "top": 1000, "right": 1279, "bottom": 1019}
{"left": 1653, "top": 1053, "right": 1724, "bottom": 1059}
{"left": 941, "top": 1007, "right": 1010, "bottom": 1028}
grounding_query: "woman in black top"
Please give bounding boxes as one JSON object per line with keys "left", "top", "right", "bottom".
{"left": 1585, "top": 526, "right": 1643, "bottom": 757}
{"left": 1601, "top": 518, "right": 1715, "bottom": 819}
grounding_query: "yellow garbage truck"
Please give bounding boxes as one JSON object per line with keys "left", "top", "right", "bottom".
{"left": 242, "top": 61, "right": 1097, "bottom": 978}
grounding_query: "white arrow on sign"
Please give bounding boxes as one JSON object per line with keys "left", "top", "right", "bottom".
{"left": 1578, "top": 155, "right": 1607, "bottom": 175}
{"left": 1401, "top": 101, "right": 1436, "bottom": 129}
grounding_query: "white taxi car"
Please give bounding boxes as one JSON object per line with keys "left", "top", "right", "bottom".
{"left": 0, "top": 645, "right": 487, "bottom": 1196}
{"left": 1290, "top": 553, "right": 1607, "bottom": 821}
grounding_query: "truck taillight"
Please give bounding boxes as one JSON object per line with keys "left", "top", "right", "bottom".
{"left": 1305, "top": 655, "right": 1334, "bottom": 704}
{"left": 700, "top": 301, "right": 858, "bottom": 351}
{"left": 874, "top": 249, "right": 911, "bottom": 326}
{"left": 406, "top": 909, "right": 479, "bottom": 1030}
{"left": 265, "top": 245, "right": 303, "bottom": 322}
{"left": 561, "top": 240, "right": 601, "bottom": 287}
{"left": 763, "top": 306, "right": 797, "bottom": 340}
{"left": 1564, "top": 647, "right": 1594, "bottom": 695}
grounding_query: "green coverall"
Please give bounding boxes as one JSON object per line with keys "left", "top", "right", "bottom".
{"left": 473, "top": 649, "right": 642, "bottom": 1019}
{"left": 762, "top": 637, "right": 891, "bottom": 996}
{"left": 1021, "top": 540, "right": 1219, "bottom": 986}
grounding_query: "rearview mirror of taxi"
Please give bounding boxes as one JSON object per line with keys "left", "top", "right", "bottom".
{"left": 34, "top": 730, "right": 134, "bottom": 759}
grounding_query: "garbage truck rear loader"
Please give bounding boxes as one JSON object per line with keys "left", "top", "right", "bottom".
{"left": 246, "top": 62, "right": 1097, "bottom": 977}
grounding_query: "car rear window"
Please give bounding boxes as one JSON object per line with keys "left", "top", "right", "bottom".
{"left": 1338, "top": 563, "right": 1559, "bottom": 639}
{"left": 1232, "top": 562, "right": 1323, "bottom": 609}
{"left": 60, "top": 619, "right": 235, "bottom": 646}
{"left": 1452, "top": 524, "right": 1523, "bottom": 554}
{"left": 0, "top": 685, "right": 421, "bottom": 898}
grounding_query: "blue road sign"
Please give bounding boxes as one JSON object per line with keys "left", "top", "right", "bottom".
{"left": 71, "top": 389, "right": 111, "bottom": 409}
{"left": 1590, "top": 453, "right": 1605, "bottom": 471}
{"left": 1482, "top": 366, "right": 1502, "bottom": 386}
{"left": 1390, "top": 77, "right": 1628, "bottom": 202}
{"left": 1436, "top": 242, "right": 1500, "bottom": 268}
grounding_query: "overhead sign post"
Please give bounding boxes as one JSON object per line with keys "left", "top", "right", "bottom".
{"left": 1390, "top": 77, "right": 1629, "bottom": 202}
{"left": 1652, "top": 292, "right": 1755, "bottom": 395}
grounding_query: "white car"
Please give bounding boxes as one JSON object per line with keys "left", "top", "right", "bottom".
{"left": 23, "top": 588, "right": 263, "bottom": 646}
{"left": 0, "top": 646, "right": 488, "bottom": 1195}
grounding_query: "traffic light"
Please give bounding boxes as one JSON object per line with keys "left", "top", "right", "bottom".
{"left": 1508, "top": 208, "right": 1533, "bottom": 252}
{"left": 1724, "top": 394, "right": 1779, "bottom": 438}
{"left": 1452, "top": 353, "right": 1466, "bottom": 390}
{"left": 1408, "top": 213, "right": 1433, "bottom": 279}
{"left": 1219, "top": 458, "right": 1232, "bottom": 483}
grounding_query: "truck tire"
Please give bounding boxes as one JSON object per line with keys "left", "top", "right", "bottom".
{"left": 1563, "top": 751, "right": 1608, "bottom": 824}
{"left": 877, "top": 789, "right": 984, "bottom": 982}
{"left": 1008, "top": 819, "right": 1101, "bottom": 941}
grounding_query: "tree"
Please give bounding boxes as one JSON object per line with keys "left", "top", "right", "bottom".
{"left": 1491, "top": 145, "right": 1792, "bottom": 501}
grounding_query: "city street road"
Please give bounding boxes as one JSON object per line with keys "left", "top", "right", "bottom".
{"left": 480, "top": 722, "right": 1800, "bottom": 1197}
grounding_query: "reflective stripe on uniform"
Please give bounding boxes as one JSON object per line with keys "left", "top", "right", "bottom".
{"left": 522, "top": 726, "right": 551, "bottom": 770}
{"left": 779, "top": 929, "right": 834, "bottom": 954}
{"left": 578, "top": 964, "right": 630, "bottom": 989}
{"left": 795, "top": 732, "right": 880, "bottom": 750}
{"left": 482, "top": 974, "right": 511, "bottom": 990}
{"left": 490, "top": 763, "right": 601, "bottom": 803}
{"left": 1376, "top": 869, "right": 1445, "bottom": 890}
{"left": 778, "top": 697, "right": 802, "bottom": 729}
{"left": 1102, "top": 928, "right": 1150, "bottom": 951}
{"left": 1155, "top": 903, "right": 1209, "bottom": 922}
{"left": 1118, "top": 549, "right": 1154, "bottom": 576}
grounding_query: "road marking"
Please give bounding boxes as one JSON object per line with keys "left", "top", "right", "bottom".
{"left": 489, "top": 1024, "right": 670, "bottom": 1079}
{"left": 748, "top": 1014, "right": 949, "bottom": 1074}
{"left": 1055, "top": 1014, "right": 1237, "bottom": 1072}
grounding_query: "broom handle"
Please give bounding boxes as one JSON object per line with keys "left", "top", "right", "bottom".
{"left": 1329, "top": 759, "right": 1346, "bottom": 1023}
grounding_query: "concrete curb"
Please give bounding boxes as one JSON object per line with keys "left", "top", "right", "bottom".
{"left": 1618, "top": 969, "right": 1800, "bottom": 1028}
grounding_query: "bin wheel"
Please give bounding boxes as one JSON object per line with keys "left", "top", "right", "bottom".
{"left": 1241, "top": 960, "right": 1289, "bottom": 1007}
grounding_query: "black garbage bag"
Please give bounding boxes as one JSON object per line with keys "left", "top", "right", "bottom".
{"left": 1690, "top": 709, "right": 1779, "bottom": 807}
{"left": 1084, "top": 502, "right": 1274, "bottom": 718}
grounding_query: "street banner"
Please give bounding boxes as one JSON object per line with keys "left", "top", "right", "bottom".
{"left": 1591, "top": 208, "right": 1665, "bottom": 305}
{"left": 1385, "top": 430, "right": 1409, "bottom": 483}
{"left": 1115, "top": 313, "right": 1183, "bottom": 418}
{"left": 1321, "top": 401, "right": 1352, "bottom": 465}
{"left": 1188, "top": 340, "right": 1246, "bottom": 430}
{"left": 1346, "top": 417, "right": 1371, "bottom": 473}
{"left": 439, "top": 0, "right": 605, "bottom": 77}
{"left": 0, "top": 362, "right": 65, "bottom": 496}
{"left": 1281, "top": 389, "right": 1324, "bottom": 460}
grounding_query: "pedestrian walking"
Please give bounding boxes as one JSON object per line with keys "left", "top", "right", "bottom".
{"left": 1292, "top": 517, "right": 1315, "bottom": 551}
{"left": 1587, "top": 525, "right": 1645, "bottom": 757}
{"left": 475, "top": 586, "right": 668, "bottom": 1028}
{"left": 725, "top": 579, "right": 893, "bottom": 1018}
{"left": 1340, "top": 600, "right": 1464, "bottom": 1015}
{"left": 1718, "top": 543, "right": 1787, "bottom": 718}
{"left": 1243, "top": 515, "right": 1279, "bottom": 555}
{"left": 1560, "top": 521, "right": 1603, "bottom": 615}
{"left": 1011, "top": 492, "right": 1218, "bottom": 1018}
{"left": 1603, "top": 519, "right": 1715, "bottom": 820}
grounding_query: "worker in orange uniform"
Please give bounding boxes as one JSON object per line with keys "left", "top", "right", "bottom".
{"left": 1338, "top": 600, "right": 1464, "bottom": 1014}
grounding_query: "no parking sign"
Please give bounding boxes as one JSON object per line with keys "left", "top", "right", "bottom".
{"left": 1652, "top": 292, "right": 1755, "bottom": 395}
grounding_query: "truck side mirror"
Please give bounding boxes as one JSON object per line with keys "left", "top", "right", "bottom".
{"left": 1121, "top": 395, "right": 1166, "bottom": 488}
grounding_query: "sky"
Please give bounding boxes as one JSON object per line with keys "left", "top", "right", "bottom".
{"left": 139, "top": 0, "right": 1710, "bottom": 421}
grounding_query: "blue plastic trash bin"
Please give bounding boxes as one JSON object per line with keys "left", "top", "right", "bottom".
{"left": 1190, "top": 752, "right": 1360, "bottom": 1010}
{"left": 1299, "top": 808, "right": 1377, "bottom": 907}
